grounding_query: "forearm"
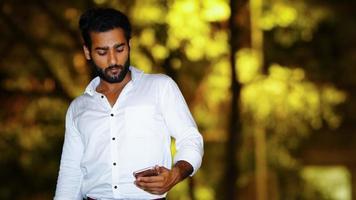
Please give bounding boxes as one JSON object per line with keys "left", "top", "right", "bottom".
{"left": 171, "top": 160, "right": 194, "bottom": 184}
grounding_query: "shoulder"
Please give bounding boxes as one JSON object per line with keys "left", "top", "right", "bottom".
{"left": 143, "top": 73, "right": 171, "bottom": 81}
{"left": 142, "top": 73, "right": 175, "bottom": 86}
{"left": 66, "top": 94, "right": 89, "bottom": 114}
{"left": 131, "top": 66, "right": 175, "bottom": 86}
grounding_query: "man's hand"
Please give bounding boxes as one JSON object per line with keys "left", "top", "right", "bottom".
{"left": 134, "top": 161, "right": 193, "bottom": 195}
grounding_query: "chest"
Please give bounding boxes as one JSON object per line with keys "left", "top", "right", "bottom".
{"left": 74, "top": 86, "right": 164, "bottom": 140}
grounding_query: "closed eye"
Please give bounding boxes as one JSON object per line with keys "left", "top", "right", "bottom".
{"left": 116, "top": 45, "right": 125, "bottom": 52}
{"left": 97, "top": 50, "right": 107, "bottom": 56}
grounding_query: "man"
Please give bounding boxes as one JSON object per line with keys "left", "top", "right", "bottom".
{"left": 54, "top": 8, "right": 204, "bottom": 200}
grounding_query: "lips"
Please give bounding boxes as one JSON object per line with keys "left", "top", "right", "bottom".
{"left": 106, "top": 65, "right": 122, "bottom": 75}
{"left": 109, "top": 68, "right": 121, "bottom": 74}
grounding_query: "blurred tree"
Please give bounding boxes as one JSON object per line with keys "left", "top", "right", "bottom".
{"left": 0, "top": 0, "right": 90, "bottom": 199}
{"left": 0, "top": 0, "right": 355, "bottom": 199}
{"left": 0, "top": 0, "right": 231, "bottom": 199}
{"left": 235, "top": 0, "right": 353, "bottom": 199}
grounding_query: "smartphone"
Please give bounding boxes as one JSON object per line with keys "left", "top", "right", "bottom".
{"left": 133, "top": 166, "right": 159, "bottom": 178}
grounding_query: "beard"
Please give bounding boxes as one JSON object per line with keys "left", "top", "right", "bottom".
{"left": 89, "top": 55, "right": 130, "bottom": 83}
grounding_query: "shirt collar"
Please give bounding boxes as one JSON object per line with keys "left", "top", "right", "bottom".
{"left": 84, "top": 66, "right": 144, "bottom": 96}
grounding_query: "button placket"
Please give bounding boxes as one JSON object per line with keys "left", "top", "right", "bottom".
{"left": 108, "top": 83, "right": 132, "bottom": 194}
{"left": 110, "top": 111, "right": 116, "bottom": 153}
{"left": 110, "top": 109, "right": 120, "bottom": 192}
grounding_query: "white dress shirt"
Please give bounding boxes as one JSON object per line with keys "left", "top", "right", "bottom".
{"left": 54, "top": 66, "right": 204, "bottom": 200}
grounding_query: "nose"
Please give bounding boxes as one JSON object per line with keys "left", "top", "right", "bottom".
{"left": 108, "top": 49, "right": 117, "bottom": 66}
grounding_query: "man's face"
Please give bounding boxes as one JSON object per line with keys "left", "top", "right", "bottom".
{"left": 84, "top": 28, "right": 130, "bottom": 83}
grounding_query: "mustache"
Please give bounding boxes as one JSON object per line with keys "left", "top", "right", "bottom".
{"left": 105, "top": 64, "right": 123, "bottom": 71}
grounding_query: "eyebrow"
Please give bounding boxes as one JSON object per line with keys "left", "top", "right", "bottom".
{"left": 94, "top": 43, "right": 125, "bottom": 51}
{"left": 114, "top": 43, "right": 125, "bottom": 48}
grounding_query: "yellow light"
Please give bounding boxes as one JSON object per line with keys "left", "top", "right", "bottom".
{"left": 236, "top": 49, "right": 261, "bottom": 83}
{"left": 131, "top": 49, "right": 152, "bottom": 73}
{"left": 273, "top": 4, "right": 297, "bottom": 27}
{"left": 203, "top": 0, "right": 230, "bottom": 22}
{"left": 131, "top": 4, "right": 165, "bottom": 25}
{"left": 139, "top": 28, "right": 156, "bottom": 47}
{"left": 185, "top": 44, "right": 203, "bottom": 61}
{"left": 301, "top": 166, "right": 351, "bottom": 200}
{"left": 152, "top": 44, "right": 168, "bottom": 60}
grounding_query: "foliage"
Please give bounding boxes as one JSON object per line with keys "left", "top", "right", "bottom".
{"left": 240, "top": 63, "right": 346, "bottom": 169}
{"left": 301, "top": 166, "right": 351, "bottom": 200}
{"left": 0, "top": 0, "right": 355, "bottom": 199}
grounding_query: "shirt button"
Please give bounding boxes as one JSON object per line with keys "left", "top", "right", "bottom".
{"left": 101, "top": 95, "right": 104, "bottom": 98}
{"left": 113, "top": 162, "right": 116, "bottom": 166}
{"left": 114, "top": 185, "right": 117, "bottom": 189}
{"left": 112, "top": 137, "right": 116, "bottom": 140}
{"left": 110, "top": 114, "right": 114, "bottom": 117}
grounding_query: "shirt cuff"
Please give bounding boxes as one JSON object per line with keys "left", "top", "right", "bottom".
{"left": 173, "top": 147, "right": 203, "bottom": 176}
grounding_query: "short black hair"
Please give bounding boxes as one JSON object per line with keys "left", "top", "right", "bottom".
{"left": 79, "top": 8, "right": 131, "bottom": 48}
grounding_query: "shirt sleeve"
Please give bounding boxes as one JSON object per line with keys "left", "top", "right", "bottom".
{"left": 159, "top": 76, "right": 204, "bottom": 175}
{"left": 54, "top": 102, "right": 84, "bottom": 200}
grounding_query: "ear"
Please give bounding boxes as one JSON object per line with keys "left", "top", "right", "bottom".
{"left": 83, "top": 45, "right": 91, "bottom": 60}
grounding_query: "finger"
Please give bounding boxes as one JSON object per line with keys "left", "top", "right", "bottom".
{"left": 135, "top": 179, "right": 164, "bottom": 188}
{"left": 134, "top": 181, "right": 167, "bottom": 195}
{"left": 141, "top": 187, "right": 165, "bottom": 196}
{"left": 139, "top": 186, "right": 166, "bottom": 195}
